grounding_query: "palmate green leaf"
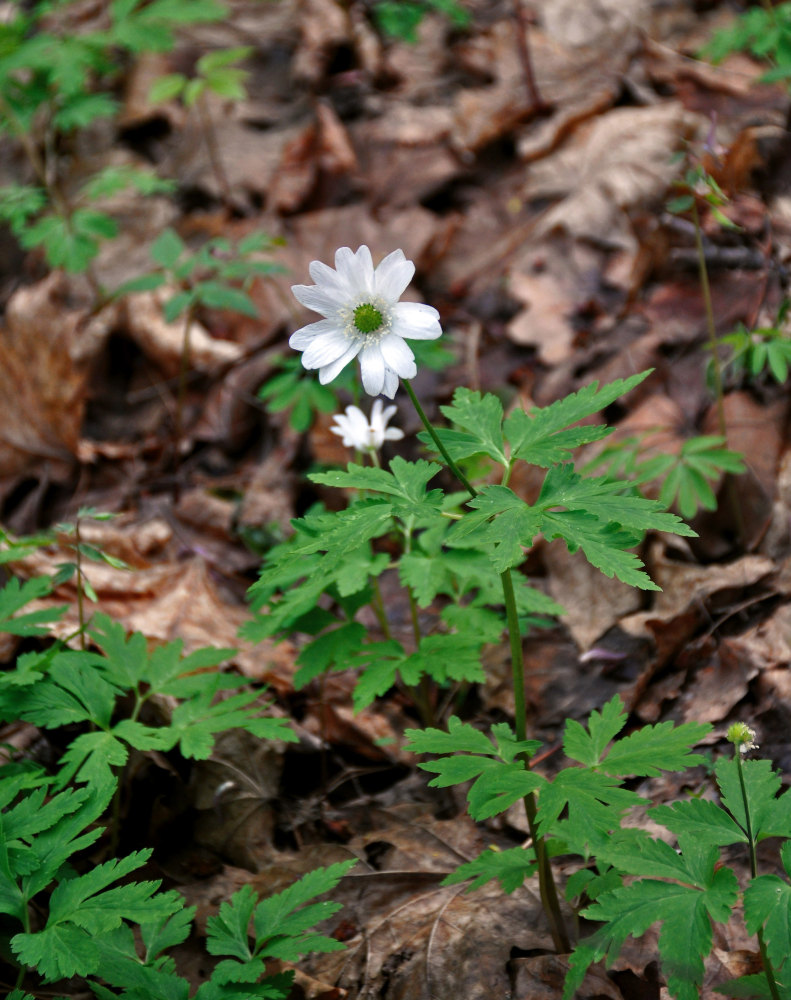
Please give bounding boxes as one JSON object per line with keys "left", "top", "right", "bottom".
{"left": 90, "top": 923, "right": 191, "bottom": 1000}
{"left": 205, "top": 861, "right": 355, "bottom": 980}
{"left": 310, "top": 457, "right": 444, "bottom": 518}
{"left": 294, "top": 621, "right": 367, "bottom": 688}
{"left": 196, "top": 280, "right": 258, "bottom": 317}
{"left": 12, "top": 923, "right": 101, "bottom": 982}
{"left": 743, "top": 871, "right": 791, "bottom": 971}
{"left": 350, "top": 639, "right": 406, "bottom": 710}
{"left": 649, "top": 798, "right": 747, "bottom": 847}
{"left": 333, "top": 546, "right": 389, "bottom": 597}
{"left": 54, "top": 731, "right": 132, "bottom": 789}
{"left": 567, "top": 862, "right": 738, "bottom": 1000}
{"left": 537, "top": 463, "right": 696, "bottom": 538}
{"left": 600, "top": 719, "right": 711, "bottom": 777}
{"left": 436, "top": 388, "right": 508, "bottom": 466}
{"left": 448, "top": 485, "right": 543, "bottom": 573}
{"left": 399, "top": 632, "right": 486, "bottom": 687}
{"left": 418, "top": 753, "right": 543, "bottom": 821}
{"left": 48, "top": 853, "right": 179, "bottom": 933}
{"left": 206, "top": 883, "right": 256, "bottom": 962}
{"left": 405, "top": 716, "right": 502, "bottom": 756}
{"left": 715, "top": 758, "right": 791, "bottom": 840}
{"left": 504, "top": 372, "right": 650, "bottom": 467}
{"left": 23, "top": 781, "right": 115, "bottom": 901}
{"left": 541, "top": 510, "right": 660, "bottom": 590}
{"left": 536, "top": 768, "right": 642, "bottom": 851}
{"left": 1, "top": 651, "right": 117, "bottom": 729}
{"left": 563, "top": 695, "right": 628, "bottom": 767}
{"left": 0, "top": 576, "right": 67, "bottom": 635}
{"left": 250, "top": 860, "right": 355, "bottom": 953}
{"left": 442, "top": 845, "right": 537, "bottom": 894}
{"left": 169, "top": 685, "right": 296, "bottom": 759}
{"left": 13, "top": 857, "right": 182, "bottom": 980}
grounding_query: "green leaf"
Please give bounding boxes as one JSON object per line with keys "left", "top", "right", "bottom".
{"left": 649, "top": 798, "right": 747, "bottom": 847}
{"left": 0, "top": 576, "right": 66, "bottom": 636}
{"left": 504, "top": 373, "right": 650, "bottom": 467}
{"left": 563, "top": 695, "right": 628, "bottom": 767}
{"left": 716, "top": 758, "right": 789, "bottom": 840}
{"left": 743, "top": 874, "right": 791, "bottom": 971}
{"left": 405, "top": 716, "right": 502, "bottom": 756}
{"left": 310, "top": 457, "right": 443, "bottom": 518}
{"left": 168, "top": 684, "right": 295, "bottom": 759}
{"left": 417, "top": 753, "right": 543, "bottom": 821}
{"left": 149, "top": 72, "right": 186, "bottom": 102}
{"left": 207, "top": 861, "right": 356, "bottom": 973}
{"left": 599, "top": 719, "right": 712, "bottom": 777}
{"left": 566, "top": 853, "right": 738, "bottom": 1000}
{"left": 151, "top": 227, "right": 185, "bottom": 269}
{"left": 449, "top": 485, "right": 543, "bottom": 573}
{"left": 443, "top": 846, "right": 537, "bottom": 893}
{"left": 196, "top": 281, "right": 258, "bottom": 317}
{"left": 206, "top": 883, "right": 256, "bottom": 962}
{"left": 294, "top": 622, "right": 367, "bottom": 688}
{"left": 537, "top": 463, "right": 696, "bottom": 538}
{"left": 537, "top": 768, "right": 642, "bottom": 850}
{"left": 435, "top": 388, "right": 508, "bottom": 466}
{"left": 541, "top": 510, "right": 661, "bottom": 590}
{"left": 197, "top": 46, "right": 253, "bottom": 74}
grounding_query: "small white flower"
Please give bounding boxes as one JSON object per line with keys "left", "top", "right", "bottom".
{"left": 289, "top": 245, "right": 442, "bottom": 399}
{"left": 727, "top": 722, "right": 759, "bottom": 753}
{"left": 330, "top": 399, "right": 404, "bottom": 452}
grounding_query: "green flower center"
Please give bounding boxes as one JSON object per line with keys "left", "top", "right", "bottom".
{"left": 353, "top": 303, "right": 383, "bottom": 334}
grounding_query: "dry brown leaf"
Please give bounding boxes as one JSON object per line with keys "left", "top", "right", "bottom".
{"left": 0, "top": 275, "right": 117, "bottom": 478}
{"left": 512, "top": 954, "right": 623, "bottom": 1000}
{"left": 544, "top": 541, "right": 643, "bottom": 651}
{"left": 121, "top": 289, "right": 243, "bottom": 378}
{"left": 529, "top": 103, "right": 703, "bottom": 251}
{"left": 537, "top": 0, "right": 648, "bottom": 48}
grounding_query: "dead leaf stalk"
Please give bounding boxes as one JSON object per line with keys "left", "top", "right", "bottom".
{"left": 691, "top": 199, "right": 745, "bottom": 544}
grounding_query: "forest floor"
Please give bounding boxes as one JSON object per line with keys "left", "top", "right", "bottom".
{"left": 3, "top": 0, "right": 791, "bottom": 997}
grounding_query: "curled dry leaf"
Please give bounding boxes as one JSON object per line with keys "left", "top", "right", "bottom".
{"left": 0, "top": 274, "right": 117, "bottom": 479}
{"left": 121, "top": 289, "right": 243, "bottom": 378}
{"left": 529, "top": 104, "right": 704, "bottom": 251}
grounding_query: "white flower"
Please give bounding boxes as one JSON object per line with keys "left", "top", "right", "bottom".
{"left": 727, "top": 722, "right": 759, "bottom": 753}
{"left": 289, "top": 245, "right": 442, "bottom": 399}
{"left": 330, "top": 399, "right": 404, "bottom": 452}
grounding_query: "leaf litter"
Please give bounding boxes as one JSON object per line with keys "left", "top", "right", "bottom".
{"left": 3, "top": 0, "right": 791, "bottom": 997}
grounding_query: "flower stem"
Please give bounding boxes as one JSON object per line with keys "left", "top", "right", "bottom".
{"left": 403, "top": 378, "right": 570, "bottom": 953}
{"left": 734, "top": 748, "right": 782, "bottom": 1000}
{"left": 403, "top": 381, "right": 477, "bottom": 497}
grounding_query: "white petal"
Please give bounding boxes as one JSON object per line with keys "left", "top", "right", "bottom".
{"left": 291, "top": 283, "right": 345, "bottom": 315}
{"left": 301, "top": 330, "right": 353, "bottom": 369}
{"left": 359, "top": 344, "right": 386, "bottom": 396}
{"left": 319, "top": 342, "right": 361, "bottom": 384}
{"left": 374, "top": 249, "right": 414, "bottom": 302}
{"left": 384, "top": 427, "right": 404, "bottom": 441}
{"left": 381, "top": 367, "right": 399, "bottom": 399}
{"left": 309, "top": 258, "right": 355, "bottom": 297}
{"left": 391, "top": 301, "right": 442, "bottom": 340}
{"left": 380, "top": 403, "right": 398, "bottom": 424}
{"left": 335, "top": 245, "right": 374, "bottom": 297}
{"left": 330, "top": 416, "right": 353, "bottom": 445}
{"left": 378, "top": 333, "right": 417, "bottom": 378}
{"left": 289, "top": 318, "right": 341, "bottom": 349}
{"left": 370, "top": 398, "right": 384, "bottom": 424}
{"left": 346, "top": 405, "right": 369, "bottom": 441}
